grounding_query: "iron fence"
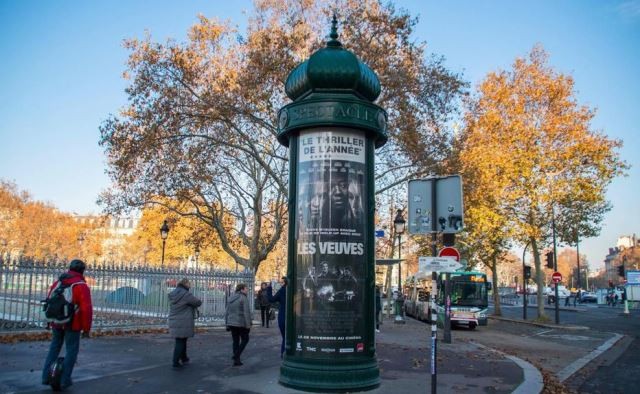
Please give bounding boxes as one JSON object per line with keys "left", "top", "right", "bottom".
{"left": 0, "top": 255, "right": 254, "bottom": 331}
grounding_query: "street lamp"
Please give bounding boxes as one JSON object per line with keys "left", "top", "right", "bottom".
{"left": 393, "top": 209, "right": 406, "bottom": 324}
{"left": 194, "top": 245, "right": 200, "bottom": 271}
{"left": 160, "top": 220, "right": 170, "bottom": 268}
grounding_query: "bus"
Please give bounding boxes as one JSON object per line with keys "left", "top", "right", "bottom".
{"left": 404, "top": 271, "right": 491, "bottom": 330}
{"left": 436, "top": 271, "right": 490, "bottom": 329}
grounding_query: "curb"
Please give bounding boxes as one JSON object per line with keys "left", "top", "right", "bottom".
{"left": 494, "top": 303, "right": 588, "bottom": 313}
{"left": 557, "top": 333, "right": 624, "bottom": 382}
{"left": 489, "top": 315, "right": 589, "bottom": 330}
{"left": 472, "top": 341, "right": 543, "bottom": 394}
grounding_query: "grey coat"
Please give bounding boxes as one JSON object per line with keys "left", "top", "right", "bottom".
{"left": 168, "top": 285, "right": 202, "bottom": 338}
{"left": 225, "top": 292, "right": 252, "bottom": 328}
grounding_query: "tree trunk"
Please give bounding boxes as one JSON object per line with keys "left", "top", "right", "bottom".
{"left": 491, "top": 254, "right": 502, "bottom": 316}
{"left": 531, "top": 237, "right": 546, "bottom": 319}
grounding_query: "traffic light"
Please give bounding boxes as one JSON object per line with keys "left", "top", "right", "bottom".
{"left": 545, "top": 251, "right": 554, "bottom": 269}
{"left": 442, "top": 233, "right": 455, "bottom": 247}
{"left": 524, "top": 266, "right": 532, "bottom": 280}
{"left": 617, "top": 264, "right": 625, "bottom": 277}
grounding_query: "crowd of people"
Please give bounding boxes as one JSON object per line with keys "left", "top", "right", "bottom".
{"left": 38, "top": 261, "right": 291, "bottom": 390}
{"left": 38, "top": 259, "right": 390, "bottom": 391}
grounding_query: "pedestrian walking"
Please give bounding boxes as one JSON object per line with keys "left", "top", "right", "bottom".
{"left": 257, "top": 282, "right": 271, "bottom": 328}
{"left": 267, "top": 276, "right": 287, "bottom": 358}
{"left": 41, "top": 259, "right": 93, "bottom": 390}
{"left": 168, "top": 278, "right": 202, "bottom": 369}
{"left": 225, "top": 283, "right": 252, "bottom": 366}
{"left": 375, "top": 286, "right": 382, "bottom": 333}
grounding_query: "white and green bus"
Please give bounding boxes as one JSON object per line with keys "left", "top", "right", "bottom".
{"left": 436, "top": 271, "right": 490, "bottom": 329}
{"left": 405, "top": 271, "right": 490, "bottom": 330}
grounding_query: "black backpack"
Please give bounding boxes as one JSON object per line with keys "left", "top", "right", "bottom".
{"left": 42, "top": 279, "right": 84, "bottom": 324}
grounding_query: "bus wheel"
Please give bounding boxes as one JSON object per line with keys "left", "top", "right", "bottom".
{"left": 469, "top": 322, "right": 477, "bottom": 330}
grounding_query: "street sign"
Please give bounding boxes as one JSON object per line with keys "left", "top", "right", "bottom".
{"left": 375, "top": 230, "right": 384, "bottom": 237}
{"left": 408, "top": 175, "right": 464, "bottom": 235}
{"left": 408, "top": 179, "right": 433, "bottom": 234}
{"left": 418, "top": 256, "right": 462, "bottom": 273}
{"left": 436, "top": 176, "right": 464, "bottom": 234}
{"left": 438, "top": 247, "right": 461, "bottom": 262}
{"left": 552, "top": 272, "right": 562, "bottom": 283}
{"left": 627, "top": 270, "right": 640, "bottom": 285}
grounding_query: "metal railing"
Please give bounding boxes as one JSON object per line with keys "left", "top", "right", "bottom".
{"left": 0, "top": 255, "right": 254, "bottom": 331}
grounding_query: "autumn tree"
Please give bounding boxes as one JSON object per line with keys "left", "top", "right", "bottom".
{"left": 0, "top": 180, "right": 104, "bottom": 261}
{"left": 99, "top": 0, "right": 466, "bottom": 272}
{"left": 458, "top": 46, "right": 626, "bottom": 320}
{"left": 122, "top": 203, "right": 234, "bottom": 269}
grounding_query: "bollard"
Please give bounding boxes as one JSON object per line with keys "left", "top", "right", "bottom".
{"left": 623, "top": 300, "right": 629, "bottom": 315}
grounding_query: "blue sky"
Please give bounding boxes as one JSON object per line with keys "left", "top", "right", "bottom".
{"left": 1, "top": 1, "right": 638, "bottom": 269}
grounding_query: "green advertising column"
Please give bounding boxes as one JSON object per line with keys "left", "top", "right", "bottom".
{"left": 276, "top": 17, "right": 388, "bottom": 392}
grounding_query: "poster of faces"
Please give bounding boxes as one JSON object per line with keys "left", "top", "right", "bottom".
{"left": 294, "top": 128, "right": 367, "bottom": 358}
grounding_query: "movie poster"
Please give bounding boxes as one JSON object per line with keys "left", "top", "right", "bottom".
{"left": 294, "top": 128, "right": 367, "bottom": 358}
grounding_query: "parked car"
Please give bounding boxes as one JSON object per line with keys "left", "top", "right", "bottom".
{"left": 579, "top": 291, "right": 597, "bottom": 303}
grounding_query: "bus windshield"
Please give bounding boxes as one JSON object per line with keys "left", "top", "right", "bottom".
{"left": 450, "top": 280, "right": 488, "bottom": 307}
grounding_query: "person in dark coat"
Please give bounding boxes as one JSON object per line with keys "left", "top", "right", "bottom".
{"left": 168, "top": 278, "right": 202, "bottom": 369}
{"left": 41, "top": 259, "right": 93, "bottom": 389}
{"left": 267, "top": 276, "right": 287, "bottom": 358}
{"left": 257, "top": 282, "right": 271, "bottom": 328}
{"left": 225, "top": 283, "right": 252, "bottom": 366}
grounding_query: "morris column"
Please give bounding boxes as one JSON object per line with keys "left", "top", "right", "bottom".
{"left": 276, "top": 17, "right": 388, "bottom": 392}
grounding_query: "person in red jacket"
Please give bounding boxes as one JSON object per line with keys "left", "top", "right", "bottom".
{"left": 41, "top": 259, "right": 93, "bottom": 389}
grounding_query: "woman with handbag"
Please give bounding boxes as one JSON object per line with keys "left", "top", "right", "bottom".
{"left": 257, "top": 282, "right": 271, "bottom": 328}
{"left": 168, "top": 278, "right": 202, "bottom": 369}
{"left": 225, "top": 283, "right": 252, "bottom": 366}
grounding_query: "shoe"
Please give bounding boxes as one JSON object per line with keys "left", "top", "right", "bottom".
{"left": 181, "top": 357, "right": 190, "bottom": 364}
{"left": 60, "top": 381, "right": 73, "bottom": 390}
{"left": 172, "top": 362, "right": 183, "bottom": 369}
{"left": 375, "top": 329, "right": 380, "bottom": 333}
{"left": 233, "top": 360, "right": 243, "bottom": 366}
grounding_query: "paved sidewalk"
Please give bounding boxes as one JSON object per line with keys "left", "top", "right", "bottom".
{"left": 0, "top": 317, "right": 530, "bottom": 394}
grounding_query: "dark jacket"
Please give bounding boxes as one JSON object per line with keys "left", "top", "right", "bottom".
{"left": 168, "top": 285, "right": 202, "bottom": 338}
{"left": 225, "top": 291, "right": 252, "bottom": 328}
{"left": 257, "top": 289, "right": 270, "bottom": 307}
{"left": 267, "top": 285, "right": 286, "bottom": 327}
{"left": 375, "top": 289, "right": 382, "bottom": 314}
{"left": 47, "top": 270, "right": 93, "bottom": 332}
